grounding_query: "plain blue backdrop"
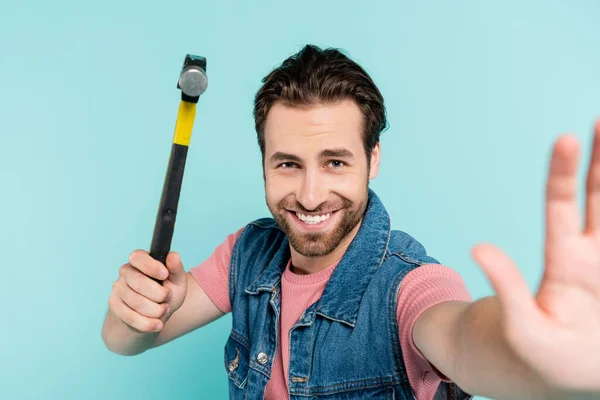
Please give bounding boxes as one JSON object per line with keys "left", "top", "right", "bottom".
{"left": 1, "top": 1, "right": 599, "bottom": 399}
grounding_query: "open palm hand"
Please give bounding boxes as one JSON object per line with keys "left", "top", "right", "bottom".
{"left": 472, "top": 122, "right": 600, "bottom": 396}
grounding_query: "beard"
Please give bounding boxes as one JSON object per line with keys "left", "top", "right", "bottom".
{"left": 267, "top": 188, "right": 368, "bottom": 258}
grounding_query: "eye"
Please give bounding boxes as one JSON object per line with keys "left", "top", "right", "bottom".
{"left": 278, "top": 162, "right": 299, "bottom": 169}
{"left": 327, "top": 160, "right": 346, "bottom": 169}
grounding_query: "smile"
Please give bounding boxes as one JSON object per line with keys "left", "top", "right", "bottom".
{"left": 295, "top": 212, "right": 332, "bottom": 224}
{"left": 286, "top": 209, "right": 341, "bottom": 232}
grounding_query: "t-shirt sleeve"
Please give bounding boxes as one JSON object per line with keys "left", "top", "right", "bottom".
{"left": 396, "top": 263, "right": 472, "bottom": 400}
{"left": 189, "top": 227, "right": 245, "bottom": 314}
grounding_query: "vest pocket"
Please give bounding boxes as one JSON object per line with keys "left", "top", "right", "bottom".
{"left": 224, "top": 333, "right": 250, "bottom": 389}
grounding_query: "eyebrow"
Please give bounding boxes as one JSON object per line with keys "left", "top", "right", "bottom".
{"left": 319, "top": 148, "right": 354, "bottom": 160}
{"left": 270, "top": 152, "right": 302, "bottom": 163}
{"left": 269, "top": 148, "right": 355, "bottom": 164}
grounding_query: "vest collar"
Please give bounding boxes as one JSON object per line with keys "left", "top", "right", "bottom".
{"left": 314, "top": 189, "right": 390, "bottom": 327}
{"left": 245, "top": 189, "right": 391, "bottom": 327}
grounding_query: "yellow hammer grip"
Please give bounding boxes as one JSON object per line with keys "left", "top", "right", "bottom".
{"left": 172, "top": 101, "right": 197, "bottom": 146}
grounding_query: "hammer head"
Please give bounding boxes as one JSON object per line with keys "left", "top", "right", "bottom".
{"left": 177, "top": 54, "right": 207, "bottom": 103}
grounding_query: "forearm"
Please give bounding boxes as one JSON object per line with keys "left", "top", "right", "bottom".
{"left": 101, "top": 309, "right": 159, "bottom": 356}
{"left": 449, "top": 296, "right": 551, "bottom": 400}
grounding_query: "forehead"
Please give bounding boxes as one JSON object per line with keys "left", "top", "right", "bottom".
{"left": 263, "top": 100, "right": 363, "bottom": 152}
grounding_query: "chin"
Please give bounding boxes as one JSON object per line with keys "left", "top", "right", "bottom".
{"left": 282, "top": 213, "right": 349, "bottom": 258}
{"left": 267, "top": 193, "right": 367, "bottom": 258}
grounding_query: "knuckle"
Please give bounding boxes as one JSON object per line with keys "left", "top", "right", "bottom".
{"left": 128, "top": 252, "right": 137, "bottom": 265}
{"left": 121, "top": 313, "right": 135, "bottom": 328}
{"left": 127, "top": 272, "right": 140, "bottom": 285}
{"left": 108, "top": 294, "right": 117, "bottom": 310}
{"left": 131, "top": 277, "right": 155, "bottom": 301}
{"left": 160, "top": 304, "right": 170, "bottom": 318}
{"left": 161, "top": 288, "right": 172, "bottom": 303}
{"left": 129, "top": 274, "right": 159, "bottom": 301}
{"left": 130, "top": 273, "right": 144, "bottom": 290}
{"left": 128, "top": 249, "right": 145, "bottom": 265}
{"left": 144, "top": 305, "right": 159, "bottom": 319}
{"left": 122, "top": 288, "right": 137, "bottom": 309}
{"left": 153, "top": 305, "right": 166, "bottom": 319}
{"left": 132, "top": 298, "right": 144, "bottom": 313}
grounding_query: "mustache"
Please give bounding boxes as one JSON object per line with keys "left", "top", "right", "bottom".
{"left": 279, "top": 197, "right": 353, "bottom": 213}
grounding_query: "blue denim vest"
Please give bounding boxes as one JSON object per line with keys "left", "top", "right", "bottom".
{"left": 224, "top": 190, "right": 472, "bottom": 400}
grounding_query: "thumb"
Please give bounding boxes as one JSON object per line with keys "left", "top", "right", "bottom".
{"left": 165, "top": 251, "right": 186, "bottom": 286}
{"left": 471, "top": 243, "right": 536, "bottom": 328}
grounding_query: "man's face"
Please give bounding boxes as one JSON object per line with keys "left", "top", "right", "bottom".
{"left": 263, "top": 100, "right": 380, "bottom": 258}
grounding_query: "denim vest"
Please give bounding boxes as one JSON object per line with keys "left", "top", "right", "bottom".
{"left": 224, "top": 190, "right": 473, "bottom": 400}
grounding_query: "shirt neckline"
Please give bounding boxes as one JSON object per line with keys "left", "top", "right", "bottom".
{"left": 282, "top": 258, "right": 341, "bottom": 285}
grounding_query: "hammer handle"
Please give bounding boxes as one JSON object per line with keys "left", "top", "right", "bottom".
{"left": 149, "top": 100, "right": 196, "bottom": 285}
{"left": 149, "top": 143, "right": 188, "bottom": 283}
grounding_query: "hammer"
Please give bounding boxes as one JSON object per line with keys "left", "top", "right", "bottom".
{"left": 149, "top": 54, "right": 208, "bottom": 284}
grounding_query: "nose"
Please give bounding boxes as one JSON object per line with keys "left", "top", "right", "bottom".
{"left": 296, "top": 168, "right": 327, "bottom": 211}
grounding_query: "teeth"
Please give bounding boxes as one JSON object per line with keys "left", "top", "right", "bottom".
{"left": 296, "top": 212, "right": 331, "bottom": 224}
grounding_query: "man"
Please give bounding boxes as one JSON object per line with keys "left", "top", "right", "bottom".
{"left": 102, "top": 45, "right": 600, "bottom": 400}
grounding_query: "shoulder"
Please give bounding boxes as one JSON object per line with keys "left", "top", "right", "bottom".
{"left": 386, "top": 229, "right": 441, "bottom": 267}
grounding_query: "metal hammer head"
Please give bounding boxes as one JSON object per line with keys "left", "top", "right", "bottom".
{"left": 177, "top": 54, "right": 207, "bottom": 102}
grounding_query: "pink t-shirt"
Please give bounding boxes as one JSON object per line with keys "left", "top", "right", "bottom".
{"left": 190, "top": 229, "right": 471, "bottom": 400}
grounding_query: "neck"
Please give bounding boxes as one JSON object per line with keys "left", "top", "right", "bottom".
{"left": 289, "top": 219, "right": 363, "bottom": 275}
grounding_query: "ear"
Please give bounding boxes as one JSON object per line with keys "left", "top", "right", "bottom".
{"left": 369, "top": 143, "right": 380, "bottom": 180}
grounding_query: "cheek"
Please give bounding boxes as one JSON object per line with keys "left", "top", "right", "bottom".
{"left": 265, "top": 173, "right": 293, "bottom": 203}
{"left": 329, "top": 172, "right": 367, "bottom": 194}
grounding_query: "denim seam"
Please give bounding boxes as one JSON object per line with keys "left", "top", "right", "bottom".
{"left": 249, "top": 360, "right": 271, "bottom": 378}
{"left": 242, "top": 221, "right": 282, "bottom": 294}
{"left": 288, "top": 315, "right": 316, "bottom": 386}
{"left": 290, "top": 376, "right": 399, "bottom": 390}
{"left": 389, "top": 269, "right": 412, "bottom": 387}
{"left": 249, "top": 219, "right": 282, "bottom": 231}
{"left": 245, "top": 279, "right": 280, "bottom": 295}
{"left": 288, "top": 376, "right": 405, "bottom": 395}
{"left": 314, "top": 311, "right": 356, "bottom": 328}
{"left": 229, "top": 226, "right": 248, "bottom": 307}
{"left": 377, "top": 214, "right": 392, "bottom": 269}
{"left": 307, "top": 316, "right": 315, "bottom": 383}
{"left": 230, "top": 329, "right": 250, "bottom": 350}
{"left": 390, "top": 251, "right": 425, "bottom": 266}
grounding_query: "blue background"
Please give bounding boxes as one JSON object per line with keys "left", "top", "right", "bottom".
{"left": 1, "top": 1, "right": 599, "bottom": 399}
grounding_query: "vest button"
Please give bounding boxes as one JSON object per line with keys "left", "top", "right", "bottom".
{"left": 257, "top": 352, "right": 269, "bottom": 365}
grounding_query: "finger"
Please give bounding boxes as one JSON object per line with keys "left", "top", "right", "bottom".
{"left": 121, "top": 264, "right": 171, "bottom": 304}
{"left": 128, "top": 250, "right": 169, "bottom": 281}
{"left": 585, "top": 120, "right": 600, "bottom": 233}
{"left": 471, "top": 243, "right": 536, "bottom": 327}
{"left": 545, "top": 134, "right": 581, "bottom": 243}
{"left": 165, "top": 252, "right": 186, "bottom": 286}
{"left": 116, "top": 281, "right": 170, "bottom": 319}
{"left": 108, "top": 294, "right": 163, "bottom": 332}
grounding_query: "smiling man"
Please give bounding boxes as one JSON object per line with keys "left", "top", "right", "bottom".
{"left": 102, "top": 45, "right": 600, "bottom": 400}
{"left": 264, "top": 100, "right": 376, "bottom": 268}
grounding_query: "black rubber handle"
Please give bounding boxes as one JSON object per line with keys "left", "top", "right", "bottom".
{"left": 149, "top": 143, "right": 189, "bottom": 284}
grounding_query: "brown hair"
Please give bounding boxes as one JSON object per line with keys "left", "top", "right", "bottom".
{"left": 253, "top": 44, "right": 388, "bottom": 164}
